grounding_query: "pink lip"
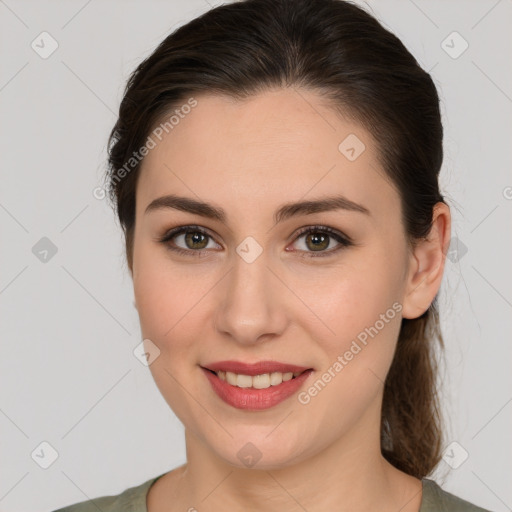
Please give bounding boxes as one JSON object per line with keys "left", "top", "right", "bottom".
{"left": 202, "top": 360, "right": 312, "bottom": 376}
{"left": 201, "top": 366, "right": 314, "bottom": 410}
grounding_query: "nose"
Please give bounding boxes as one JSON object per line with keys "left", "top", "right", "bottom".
{"left": 213, "top": 250, "right": 289, "bottom": 345}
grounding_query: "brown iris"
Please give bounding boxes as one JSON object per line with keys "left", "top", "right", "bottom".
{"left": 305, "top": 232, "right": 330, "bottom": 252}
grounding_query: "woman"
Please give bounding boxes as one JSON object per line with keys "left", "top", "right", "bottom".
{"left": 53, "top": 0, "right": 493, "bottom": 510}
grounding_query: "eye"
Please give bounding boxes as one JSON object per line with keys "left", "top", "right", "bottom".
{"left": 288, "top": 225, "right": 353, "bottom": 258}
{"left": 157, "top": 224, "right": 353, "bottom": 258}
{"left": 158, "top": 225, "right": 220, "bottom": 257}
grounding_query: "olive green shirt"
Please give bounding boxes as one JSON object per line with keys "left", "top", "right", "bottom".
{"left": 52, "top": 474, "right": 493, "bottom": 511}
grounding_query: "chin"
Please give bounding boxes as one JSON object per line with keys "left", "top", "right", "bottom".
{"left": 210, "top": 429, "right": 309, "bottom": 471}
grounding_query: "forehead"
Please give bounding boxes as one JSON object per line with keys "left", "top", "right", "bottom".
{"left": 136, "top": 88, "right": 399, "bottom": 223}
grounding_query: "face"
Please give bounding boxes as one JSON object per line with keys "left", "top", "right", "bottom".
{"left": 131, "top": 88, "right": 414, "bottom": 469}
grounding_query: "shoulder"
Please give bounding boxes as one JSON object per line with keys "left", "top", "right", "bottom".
{"left": 421, "top": 478, "right": 494, "bottom": 512}
{"left": 51, "top": 473, "right": 166, "bottom": 512}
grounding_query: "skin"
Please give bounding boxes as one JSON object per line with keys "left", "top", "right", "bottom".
{"left": 130, "top": 87, "right": 451, "bottom": 511}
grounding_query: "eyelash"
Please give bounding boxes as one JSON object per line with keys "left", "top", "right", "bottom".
{"left": 157, "top": 224, "right": 353, "bottom": 259}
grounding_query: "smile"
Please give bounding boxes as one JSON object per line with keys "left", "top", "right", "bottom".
{"left": 200, "top": 361, "right": 314, "bottom": 410}
{"left": 212, "top": 369, "right": 303, "bottom": 389}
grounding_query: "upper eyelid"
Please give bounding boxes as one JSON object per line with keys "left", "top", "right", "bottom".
{"left": 162, "top": 225, "right": 219, "bottom": 243}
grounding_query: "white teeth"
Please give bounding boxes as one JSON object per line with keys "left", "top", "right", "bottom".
{"left": 216, "top": 370, "right": 302, "bottom": 388}
{"left": 270, "top": 372, "right": 283, "bottom": 386}
{"left": 236, "top": 374, "right": 253, "bottom": 388}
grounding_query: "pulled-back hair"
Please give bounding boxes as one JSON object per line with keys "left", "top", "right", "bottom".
{"left": 105, "top": 0, "right": 446, "bottom": 479}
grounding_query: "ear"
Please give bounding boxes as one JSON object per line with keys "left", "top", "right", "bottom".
{"left": 402, "top": 202, "right": 451, "bottom": 319}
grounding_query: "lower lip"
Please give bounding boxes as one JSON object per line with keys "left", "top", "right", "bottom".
{"left": 201, "top": 367, "right": 314, "bottom": 410}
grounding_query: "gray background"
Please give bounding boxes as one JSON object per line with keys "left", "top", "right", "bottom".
{"left": 0, "top": 0, "right": 511, "bottom": 510}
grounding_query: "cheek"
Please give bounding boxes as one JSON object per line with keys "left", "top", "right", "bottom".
{"left": 295, "top": 271, "right": 402, "bottom": 430}
{"left": 133, "top": 257, "right": 207, "bottom": 424}
{"left": 133, "top": 252, "right": 217, "bottom": 363}
{"left": 133, "top": 271, "right": 170, "bottom": 342}
{"left": 302, "top": 252, "right": 404, "bottom": 375}
{"left": 133, "top": 241, "right": 189, "bottom": 337}
{"left": 308, "top": 255, "right": 402, "bottom": 325}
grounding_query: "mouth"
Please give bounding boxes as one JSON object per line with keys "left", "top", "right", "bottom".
{"left": 200, "top": 360, "right": 314, "bottom": 390}
{"left": 200, "top": 363, "right": 314, "bottom": 410}
{"left": 201, "top": 367, "right": 310, "bottom": 388}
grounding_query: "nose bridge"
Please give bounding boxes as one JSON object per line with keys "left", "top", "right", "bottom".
{"left": 214, "top": 242, "right": 286, "bottom": 344}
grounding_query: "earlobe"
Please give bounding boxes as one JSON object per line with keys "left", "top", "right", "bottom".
{"left": 401, "top": 202, "right": 451, "bottom": 320}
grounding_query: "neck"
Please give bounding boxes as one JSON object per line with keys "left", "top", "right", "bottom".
{"left": 170, "top": 414, "right": 422, "bottom": 512}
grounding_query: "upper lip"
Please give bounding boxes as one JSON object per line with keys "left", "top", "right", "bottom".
{"left": 201, "top": 360, "right": 312, "bottom": 376}
{"left": 203, "top": 361, "right": 311, "bottom": 376}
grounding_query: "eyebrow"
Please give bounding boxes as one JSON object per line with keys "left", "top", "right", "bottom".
{"left": 144, "top": 193, "right": 370, "bottom": 224}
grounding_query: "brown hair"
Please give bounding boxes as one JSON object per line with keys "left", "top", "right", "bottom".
{"left": 105, "top": 0, "right": 446, "bottom": 479}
